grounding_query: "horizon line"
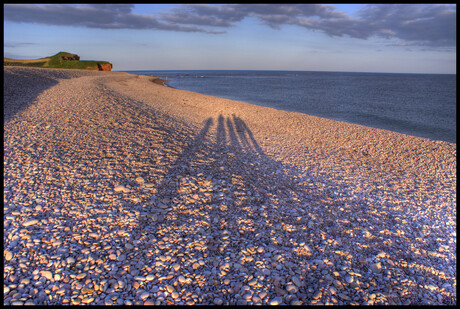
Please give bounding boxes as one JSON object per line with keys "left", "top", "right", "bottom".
{"left": 116, "top": 69, "right": 456, "bottom": 75}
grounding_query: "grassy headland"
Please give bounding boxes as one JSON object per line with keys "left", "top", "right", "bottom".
{"left": 4, "top": 51, "right": 112, "bottom": 71}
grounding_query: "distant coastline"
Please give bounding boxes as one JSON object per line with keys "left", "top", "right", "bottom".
{"left": 4, "top": 51, "right": 112, "bottom": 71}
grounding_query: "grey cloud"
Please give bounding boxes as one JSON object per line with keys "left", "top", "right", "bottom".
{"left": 357, "top": 4, "right": 456, "bottom": 46}
{"left": 159, "top": 4, "right": 246, "bottom": 28}
{"left": 160, "top": 4, "right": 346, "bottom": 29}
{"left": 295, "top": 17, "right": 376, "bottom": 40}
{"left": 4, "top": 42, "right": 37, "bottom": 48}
{"left": 3, "top": 4, "right": 122, "bottom": 27}
{"left": 81, "top": 4, "right": 136, "bottom": 14}
{"left": 232, "top": 4, "right": 374, "bottom": 38}
{"left": 3, "top": 4, "right": 217, "bottom": 33}
{"left": 162, "top": 3, "right": 456, "bottom": 47}
{"left": 235, "top": 3, "right": 345, "bottom": 18}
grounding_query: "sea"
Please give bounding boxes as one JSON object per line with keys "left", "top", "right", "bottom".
{"left": 123, "top": 70, "right": 456, "bottom": 144}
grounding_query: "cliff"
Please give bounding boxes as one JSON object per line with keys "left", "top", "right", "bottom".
{"left": 97, "top": 63, "right": 113, "bottom": 71}
{"left": 4, "top": 52, "right": 112, "bottom": 71}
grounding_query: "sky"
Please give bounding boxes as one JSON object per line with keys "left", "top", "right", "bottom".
{"left": 3, "top": 3, "right": 456, "bottom": 74}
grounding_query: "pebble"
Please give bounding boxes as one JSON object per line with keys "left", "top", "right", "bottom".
{"left": 259, "top": 291, "right": 268, "bottom": 300}
{"left": 146, "top": 274, "right": 155, "bottom": 281}
{"left": 82, "top": 297, "right": 94, "bottom": 304}
{"left": 23, "top": 219, "right": 39, "bottom": 227}
{"left": 114, "top": 185, "right": 130, "bottom": 193}
{"left": 66, "top": 257, "right": 75, "bottom": 265}
{"left": 5, "top": 250, "right": 13, "bottom": 261}
{"left": 269, "top": 297, "right": 283, "bottom": 305}
{"left": 172, "top": 263, "right": 181, "bottom": 271}
{"left": 166, "top": 285, "right": 175, "bottom": 293}
{"left": 313, "top": 291, "right": 322, "bottom": 300}
{"left": 88, "top": 232, "right": 99, "bottom": 239}
{"left": 370, "top": 262, "right": 382, "bottom": 273}
{"left": 76, "top": 273, "right": 87, "bottom": 280}
{"left": 140, "top": 292, "right": 150, "bottom": 301}
{"left": 118, "top": 254, "right": 126, "bottom": 262}
{"left": 253, "top": 296, "right": 262, "bottom": 304}
{"left": 41, "top": 271, "right": 53, "bottom": 280}
{"left": 56, "top": 288, "right": 66, "bottom": 295}
{"left": 426, "top": 284, "right": 437, "bottom": 292}
{"left": 286, "top": 284, "right": 298, "bottom": 294}
{"left": 339, "top": 293, "right": 351, "bottom": 301}
{"left": 248, "top": 279, "right": 258, "bottom": 286}
{"left": 292, "top": 276, "right": 303, "bottom": 287}
{"left": 329, "top": 286, "right": 337, "bottom": 295}
{"left": 81, "top": 287, "right": 94, "bottom": 294}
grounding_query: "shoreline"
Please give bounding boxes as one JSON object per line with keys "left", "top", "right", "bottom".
{"left": 146, "top": 73, "right": 453, "bottom": 143}
{"left": 131, "top": 71, "right": 455, "bottom": 144}
{"left": 4, "top": 67, "right": 456, "bottom": 306}
{"left": 149, "top": 77, "right": 168, "bottom": 86}
{"left": 117, "top": 72, "right": 455, "bottom": 181}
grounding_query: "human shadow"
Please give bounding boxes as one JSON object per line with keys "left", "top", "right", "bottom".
{"left": 231, "top": 114, "right": 264, "bottom": 156}
{"left": 142, "top": 114, "right": 322, "bottom": 303}
{"left": 147, "top": 113, "right": 297, "bottom": 226}
{"left": 141, "top": 114, "right": 454, "bottom": 305}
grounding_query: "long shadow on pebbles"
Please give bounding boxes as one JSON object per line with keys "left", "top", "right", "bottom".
{"left": 3, "top": 67, "right": 87, "bottom": 123}
{"left": 133, "top": 114, "right": 380, "bottom": 303}
{"left": 149, "top": 114, "right": 306, "bottom": 242}
{"left": 137, "top": 113, "right": 454, "bottom": 305}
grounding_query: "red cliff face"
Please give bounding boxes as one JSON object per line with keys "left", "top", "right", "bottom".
{"left": 97, "top": 63, "right": 112, "bottom": 71}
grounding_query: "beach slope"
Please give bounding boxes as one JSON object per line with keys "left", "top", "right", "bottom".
{"left": 4, "top": 67, "right": 456, "bottom": 305}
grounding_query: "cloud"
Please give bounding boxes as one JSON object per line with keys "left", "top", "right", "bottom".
{"left": 356, "top": 4, "right": 456, "bottom": 47}
{"left": 159, "top": 4, "right": 247, "bottom": 28}
{"left": 4, "top": 42, "right": 37, "bottom": 48}
{"left": 236, "top": 3, "right": 349, "bottom": 29}
{"left": 159, "top": 4, "right": 347, "bottom": 30}
{"left": 159, "top": 4, "right": 456, "bottom": 47}
{"left": 3, "top": 4, "right": 218, "bottom": 33}
{"left": 4, "top": 4, "right": 456, "bottom": 48}
{"left": 82, "top": 4, "right": 135, "bottom": 14}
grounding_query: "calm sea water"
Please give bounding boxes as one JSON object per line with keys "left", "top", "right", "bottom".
{"left": 123, "top": 70, "right": 456, "bottom": 143}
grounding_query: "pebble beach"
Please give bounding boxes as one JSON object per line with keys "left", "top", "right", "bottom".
{"left": 3, "top": 66, "right": 456, "bottom": 305}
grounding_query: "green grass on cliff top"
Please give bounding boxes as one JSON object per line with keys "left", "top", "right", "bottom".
{"left": 4, "top": 51, "right": 111, "bottom": 70}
